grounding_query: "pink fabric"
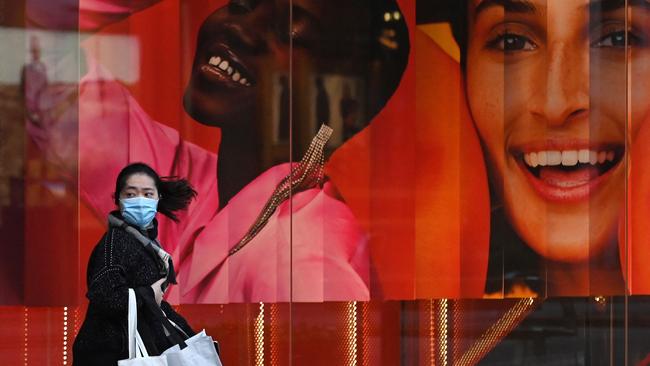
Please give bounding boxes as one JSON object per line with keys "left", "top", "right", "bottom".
{"left": 76, "top": 58, "right": 369, "bottom": 303}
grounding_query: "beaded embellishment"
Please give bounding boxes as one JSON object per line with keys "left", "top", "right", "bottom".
{"left": 228, "top": 124, "right": 333, "bottom": 256}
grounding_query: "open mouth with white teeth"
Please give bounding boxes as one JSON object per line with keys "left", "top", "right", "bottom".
{"left": 201, "top": 52, "right": 254, "bottom": 87}
{"left": 515, "top": 146, "right": 624, "bottom": 201}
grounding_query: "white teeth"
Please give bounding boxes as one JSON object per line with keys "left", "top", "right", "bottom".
{"left": 208, "top": 55, "right": 250, "bottom": 85}
{"left": 523, "top": 149, "right": 618, "bottom": 168}
{"left": 537, "top": 151, "right": 548, "bottom": 166}
{"left": 529, "top": 152, "right": 538, "bottom": 167}
{"left": 547, "top": 151, "right": 562, "bottom": 166}
{"left": 208, "top": 56, "right": 221, "bottom": 66}
{"left": 561, "top": 150, "right": 578, "bottom": 166}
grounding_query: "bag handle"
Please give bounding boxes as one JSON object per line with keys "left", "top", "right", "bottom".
{"left": 127, "top": 288, "right": 150, "bottom": 359}
{"left": 127, "top": 289, "right": 137, "bottom": 359}
{"left": 135, "top": 330, "right": 149, "bottom": 357}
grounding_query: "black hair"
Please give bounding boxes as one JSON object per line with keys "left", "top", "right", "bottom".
{"left": 114, "top": 162, "right": 198, "bottom": 222}
{"left": 449, "top": 1, "right": 468, "bottom": 69}
{"left": 415, "top": 1, "right": 466, "bottom": 67}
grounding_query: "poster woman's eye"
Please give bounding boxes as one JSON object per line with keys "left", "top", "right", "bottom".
{"left": 275, "top": 6, "right": 322, "bottom": 47}
{"left": 592, "top": 30, "right": 641, "bottom": 48}
{"left": 487, "top": 33, "right": 537, "bottom": 52}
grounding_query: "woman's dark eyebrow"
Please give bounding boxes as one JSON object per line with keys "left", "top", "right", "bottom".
{"left": 475, "top": 0, "right": 537, "bottom": 17}
{"left": 124, "top": 186, "right": 154, "bottom": 191}
{"left": 589, "top": 0, "right": 650, "bottom": 13}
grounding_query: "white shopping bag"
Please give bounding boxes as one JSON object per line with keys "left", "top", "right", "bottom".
{"left": 162, "top": 329, "right": 223, "bottom": 366}
{"left": 118, "top": 289, "right": 169, "bottom": 366}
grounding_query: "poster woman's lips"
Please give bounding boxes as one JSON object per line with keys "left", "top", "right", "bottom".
{"left": 511, "top": 142, "right": 624, "bottom": 202}
{"left": 206, "top": 56, "right": 251, "bottom": 86}
{"left": 199, "top": 44, "right": 256, "bottom": 88}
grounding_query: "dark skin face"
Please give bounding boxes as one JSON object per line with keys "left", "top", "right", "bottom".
{"left": 183, "top": 0, "right": 407, "bottom": 208}
{"left": 183, "top": 0, "right": 387, "bottom": 129}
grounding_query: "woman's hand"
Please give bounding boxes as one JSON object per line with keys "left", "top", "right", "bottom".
{"left": 150, "top": 277, "right": 166, "bottom": 306}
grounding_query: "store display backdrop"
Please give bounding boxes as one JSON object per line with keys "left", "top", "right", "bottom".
{"left": 3, "top": 0, "right": 646, "bottom": 362}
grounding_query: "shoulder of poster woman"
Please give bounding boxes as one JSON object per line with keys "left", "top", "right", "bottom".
{"left": 26, "top": 0, "right": 162, "bottom": 32}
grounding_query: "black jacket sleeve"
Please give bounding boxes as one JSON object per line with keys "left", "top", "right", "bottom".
{"left": 85, "top": 229, "right": 155, "bottom": 316}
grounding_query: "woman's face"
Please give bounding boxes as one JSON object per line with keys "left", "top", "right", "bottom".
{"left": 183, "top": 0, "right": 379, "bottom": 128}
{"left": 466, "top": 0, "right": 650, "bottom": 262}
{"left": 119, "top": 174, "right": 159, "bottom": 200}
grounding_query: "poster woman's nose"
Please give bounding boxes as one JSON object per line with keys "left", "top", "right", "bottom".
{"left": 531, "top": 42, "right": 590, "bottom": 126}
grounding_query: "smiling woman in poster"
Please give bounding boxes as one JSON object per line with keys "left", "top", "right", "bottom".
{"left": 330, "top": 0, "right": 647, "bottom": 298}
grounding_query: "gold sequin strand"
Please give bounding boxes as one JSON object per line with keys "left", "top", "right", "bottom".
{"left": 229, "top": 124, "right": 333, "bottom": 256}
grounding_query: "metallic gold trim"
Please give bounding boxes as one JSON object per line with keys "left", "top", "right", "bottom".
{"left": 229, "top": 124, "right": 333, "bottom": 256}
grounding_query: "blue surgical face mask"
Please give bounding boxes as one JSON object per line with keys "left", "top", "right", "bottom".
{"left": 120, "top": 197, "right": 159, "bottom": 228}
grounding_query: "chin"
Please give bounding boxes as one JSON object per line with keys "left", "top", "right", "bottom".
{"left": 523, "top": 227, "right": 616, "bottom": 263}
{"left": 182, "top": 87, "right": 253, "bottom": 128}
{"left": 537, "top": 241, "right": 593, "bottom": 263}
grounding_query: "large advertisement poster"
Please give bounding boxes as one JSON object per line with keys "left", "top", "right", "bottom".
{"left": 337, "top": 0, "right": 650, "bottom": 299}
{"left": 4, "top": 0, "right": 650, "bottom": 308}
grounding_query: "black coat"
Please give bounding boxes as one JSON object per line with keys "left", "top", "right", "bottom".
{"left": 73, "top": 216, "right": 195, "bottom": 366}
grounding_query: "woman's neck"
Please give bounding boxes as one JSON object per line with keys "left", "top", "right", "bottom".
{"left": 217, "top": 126, "right": 263, "bottom": 209}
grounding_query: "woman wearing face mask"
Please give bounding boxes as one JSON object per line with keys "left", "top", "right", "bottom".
{"left": 72, "top": 162, "right": 197, "bottom": 366}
